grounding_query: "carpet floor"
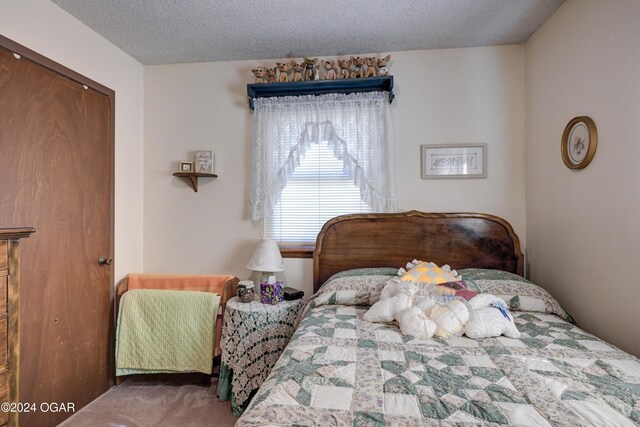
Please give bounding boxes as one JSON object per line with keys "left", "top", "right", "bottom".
{"left": 59, "top": 376, "right": 237, "bottom": 427}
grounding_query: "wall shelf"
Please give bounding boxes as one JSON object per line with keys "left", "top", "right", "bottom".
{"left": 247, "top": 76, "right": 394, "bottom": 109}
{"left": 173, "top": 172, "right": 217, "bottom": 192}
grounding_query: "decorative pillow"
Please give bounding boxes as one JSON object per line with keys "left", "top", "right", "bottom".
{"left": 401, "top": 261, "right": 459, "bottom": 285}
{"left": 326, "top": 267, "right": 398, "bottom": 283}
{"left": 310, "top": 273, "right": 394, "bottom": 310}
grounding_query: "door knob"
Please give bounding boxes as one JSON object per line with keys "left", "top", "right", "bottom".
{"left": 98, "top": 257, "right": 113, "bottom": 266}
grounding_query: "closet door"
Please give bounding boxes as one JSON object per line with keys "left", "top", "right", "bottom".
{"left": 0, "top": 39, "right": 113, "bottom": 426}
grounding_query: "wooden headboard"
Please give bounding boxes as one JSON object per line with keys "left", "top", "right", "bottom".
{"left": 313, "top": 211, "right": 523, "bottom": 292}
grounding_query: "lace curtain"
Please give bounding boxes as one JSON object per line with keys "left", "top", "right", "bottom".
{"left": 250, "top": 91, "right": 397, "bottom": 221}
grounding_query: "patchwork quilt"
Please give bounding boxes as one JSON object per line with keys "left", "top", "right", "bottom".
{"left": 237, "top": 270, "right": 640, "bottom": 426}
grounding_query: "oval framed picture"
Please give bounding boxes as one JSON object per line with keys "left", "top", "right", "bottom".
{"left": 561, "top": 116, "right": 597, "bottom": 169}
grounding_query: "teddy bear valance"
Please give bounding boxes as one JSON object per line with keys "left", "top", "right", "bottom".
{"left": 246, "top": 55, "right": 394, "bottom": 109}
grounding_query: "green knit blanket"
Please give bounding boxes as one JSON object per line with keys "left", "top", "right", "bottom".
{"left": 116, "top": 289, "right": 219, "bottom": 376}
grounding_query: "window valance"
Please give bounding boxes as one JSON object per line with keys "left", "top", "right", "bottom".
{"left": 246, "top": 76, "right": 394, "bottom": 109}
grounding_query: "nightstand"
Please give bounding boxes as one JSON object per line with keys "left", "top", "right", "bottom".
{"left": 217, "top": 296, "right": 304, "bottom": 415}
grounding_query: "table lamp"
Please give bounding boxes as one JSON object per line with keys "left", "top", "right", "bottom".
{"left": 246, "top": 239, "right": 285, "bottom": 285}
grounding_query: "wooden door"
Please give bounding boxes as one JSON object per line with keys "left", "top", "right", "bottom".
{"left": 0, "top": 38, "right": 114, "bottom": 426}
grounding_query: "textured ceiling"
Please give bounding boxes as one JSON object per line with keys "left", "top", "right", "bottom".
{"left": 51, "top": 0, "right": 564, "bottom": 65}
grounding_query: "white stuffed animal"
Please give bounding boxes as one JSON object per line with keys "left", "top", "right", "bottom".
{"left": 464, "top": 294, "right": 521, "bottom": 339}
{"left": 365, "top": 278, "right": 451, "bottom": 339}
{"left": 396, "top": 306, "right": 436, "bottom": 339}
{"left": 363, "top": 279, "right": 417, "bottom": 323}
{"left": 364, "top": 272, "right": 521, "bottom": 341}
{"left": 413, "top": 295, "right": 438, "bottom": 315}
{"left": 379, "top": 278, "right": 409, "bottom": 300}
{"left": 431, "top": 300, "right": 470, "bottom": 338}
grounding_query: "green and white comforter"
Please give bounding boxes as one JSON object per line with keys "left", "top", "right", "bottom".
{"left": 237, "top": 269, "right": 640, "bottom": 426}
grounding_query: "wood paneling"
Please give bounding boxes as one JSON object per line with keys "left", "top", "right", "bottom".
{"left": 0, "top": 228, "right": 35, "bottom": 427}
{"left": 0, "top": 316, "right": 6, "bottom": 368}
{"left": 313, "top": 211, "right": 523, "bottom": 292}
{"left": 0, "top": 236, "right": 8, "bottom": 427}
{"left": 0, "top": 241, "right": 7, "bottom": 272}
{"left": 0, "top": 36, "right": 114, "bottom": 426}
{"left": 0, "top": 278, "right": 6, "bottom": 314}
{"left": 0, "top": 370, "right": 7, "bottom": 426}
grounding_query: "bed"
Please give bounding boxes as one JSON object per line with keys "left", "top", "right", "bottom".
{"left": 237, "top": 211, "right": 640, "bottom": 426}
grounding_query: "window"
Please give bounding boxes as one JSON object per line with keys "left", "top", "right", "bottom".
{"left": 250, "top": 92, "right": 397, "bottom": 248}
{"left": 265, "top": 140, "right": 372, "bottom": 244}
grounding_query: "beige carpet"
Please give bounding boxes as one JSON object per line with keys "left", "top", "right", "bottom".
{"left": 59, "top": 376, "right": 237, "bottom": 427}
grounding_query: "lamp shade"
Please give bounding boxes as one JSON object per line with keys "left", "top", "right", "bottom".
{"left": 247, "top": 239, "right": 285, "bottom": 272}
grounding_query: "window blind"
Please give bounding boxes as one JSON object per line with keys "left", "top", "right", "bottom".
{"left": 265, "top": 141, "right": 372, "bottom": 244}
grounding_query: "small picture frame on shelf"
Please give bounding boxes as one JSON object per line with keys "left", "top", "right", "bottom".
{"left": 178, "top": 161, "right": 194, "bottom": 173}
{"left": 195, "top": 150, "right": 214, "bottom": 174}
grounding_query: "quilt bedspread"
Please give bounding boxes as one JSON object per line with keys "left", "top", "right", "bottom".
{"left": 237, "top": 272, "right": 640, "bottom": 426}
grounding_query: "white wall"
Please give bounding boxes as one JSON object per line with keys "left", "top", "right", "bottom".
{"left": 144, "top": 45, "right": 526, "bottom": 297}
{"left": 0, "top": 0, "right": 145, "bottom": 281}
{"left": 525, "top": 0, "right": 640, "bottom": 356}
{"left": 3, "top": 0, "right": 635, "bottom": 358}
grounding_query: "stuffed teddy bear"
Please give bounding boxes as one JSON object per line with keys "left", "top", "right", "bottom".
{"left": 275, "top": 62, "right": 289, "bottom": 82}
{"left": 290, "top": 61, "right": 304, "bottom": 82}
{"left": 337, "top": 59, "right": 351, "bottom": 79}
{"left": 349, "top": 56, "right": 364, "bottom": 78}
{"left": 377, "top": 55, "right": 391, "bottom": 76}
{"left": 265, "top": 67, "right": 277, "bottom": 83}
{"left": 302, "top": 57, "right": 318, "bottom": 81}
{"left": 364, "top": 57, "right": 377, "bottom": 77}
{"left": 251, "top": 67, "right": 265, "bottom": 83}
{"left": 322, "top": 60, "right": 336, "bottom": 80}
{"left": 464, "top": 294, "right": 521, "bottom": 339}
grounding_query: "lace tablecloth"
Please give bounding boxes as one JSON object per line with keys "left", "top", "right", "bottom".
{"left": 221, "top": 296, "right": 304, "bottom": 407}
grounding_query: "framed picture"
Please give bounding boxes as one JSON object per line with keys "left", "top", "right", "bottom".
{"left": 561, "top": 116, "right": 597, "bottom": 169}
{"left": 178, "top": 161, "right": 193, "bottom": 173}
{"left": 195, "top": 150, "right": 214, "bottom": 174}
{"left": 421, "top": 143, "right": 487, "bottom": 179}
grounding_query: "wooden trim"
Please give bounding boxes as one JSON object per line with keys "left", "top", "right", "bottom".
{"left": 0, "top": 228, "right": 36, "bottom": 241}
{"left": 0, "top": 35, "right": 117, "bottom": 389}
{"left": 0, "top": 35, "right": 114, "bottom": 97}
{"left": 108, "top": 84, "right": 116, "bottom": 389}
{"left": 280, "top": 246, "right": 314, "bottom": 259}
{"left": 7, "top": 240, "right": 20, "bottom": 427}
{"left": 4, "top": 230, "right": 35, "bottom": 427}
{"left": 313, "top": 211, "right": 524, "bottom": 293}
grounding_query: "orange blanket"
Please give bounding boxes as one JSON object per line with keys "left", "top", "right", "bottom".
{"left": 127, "top": 273, "right": 234, "bottom": 293}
